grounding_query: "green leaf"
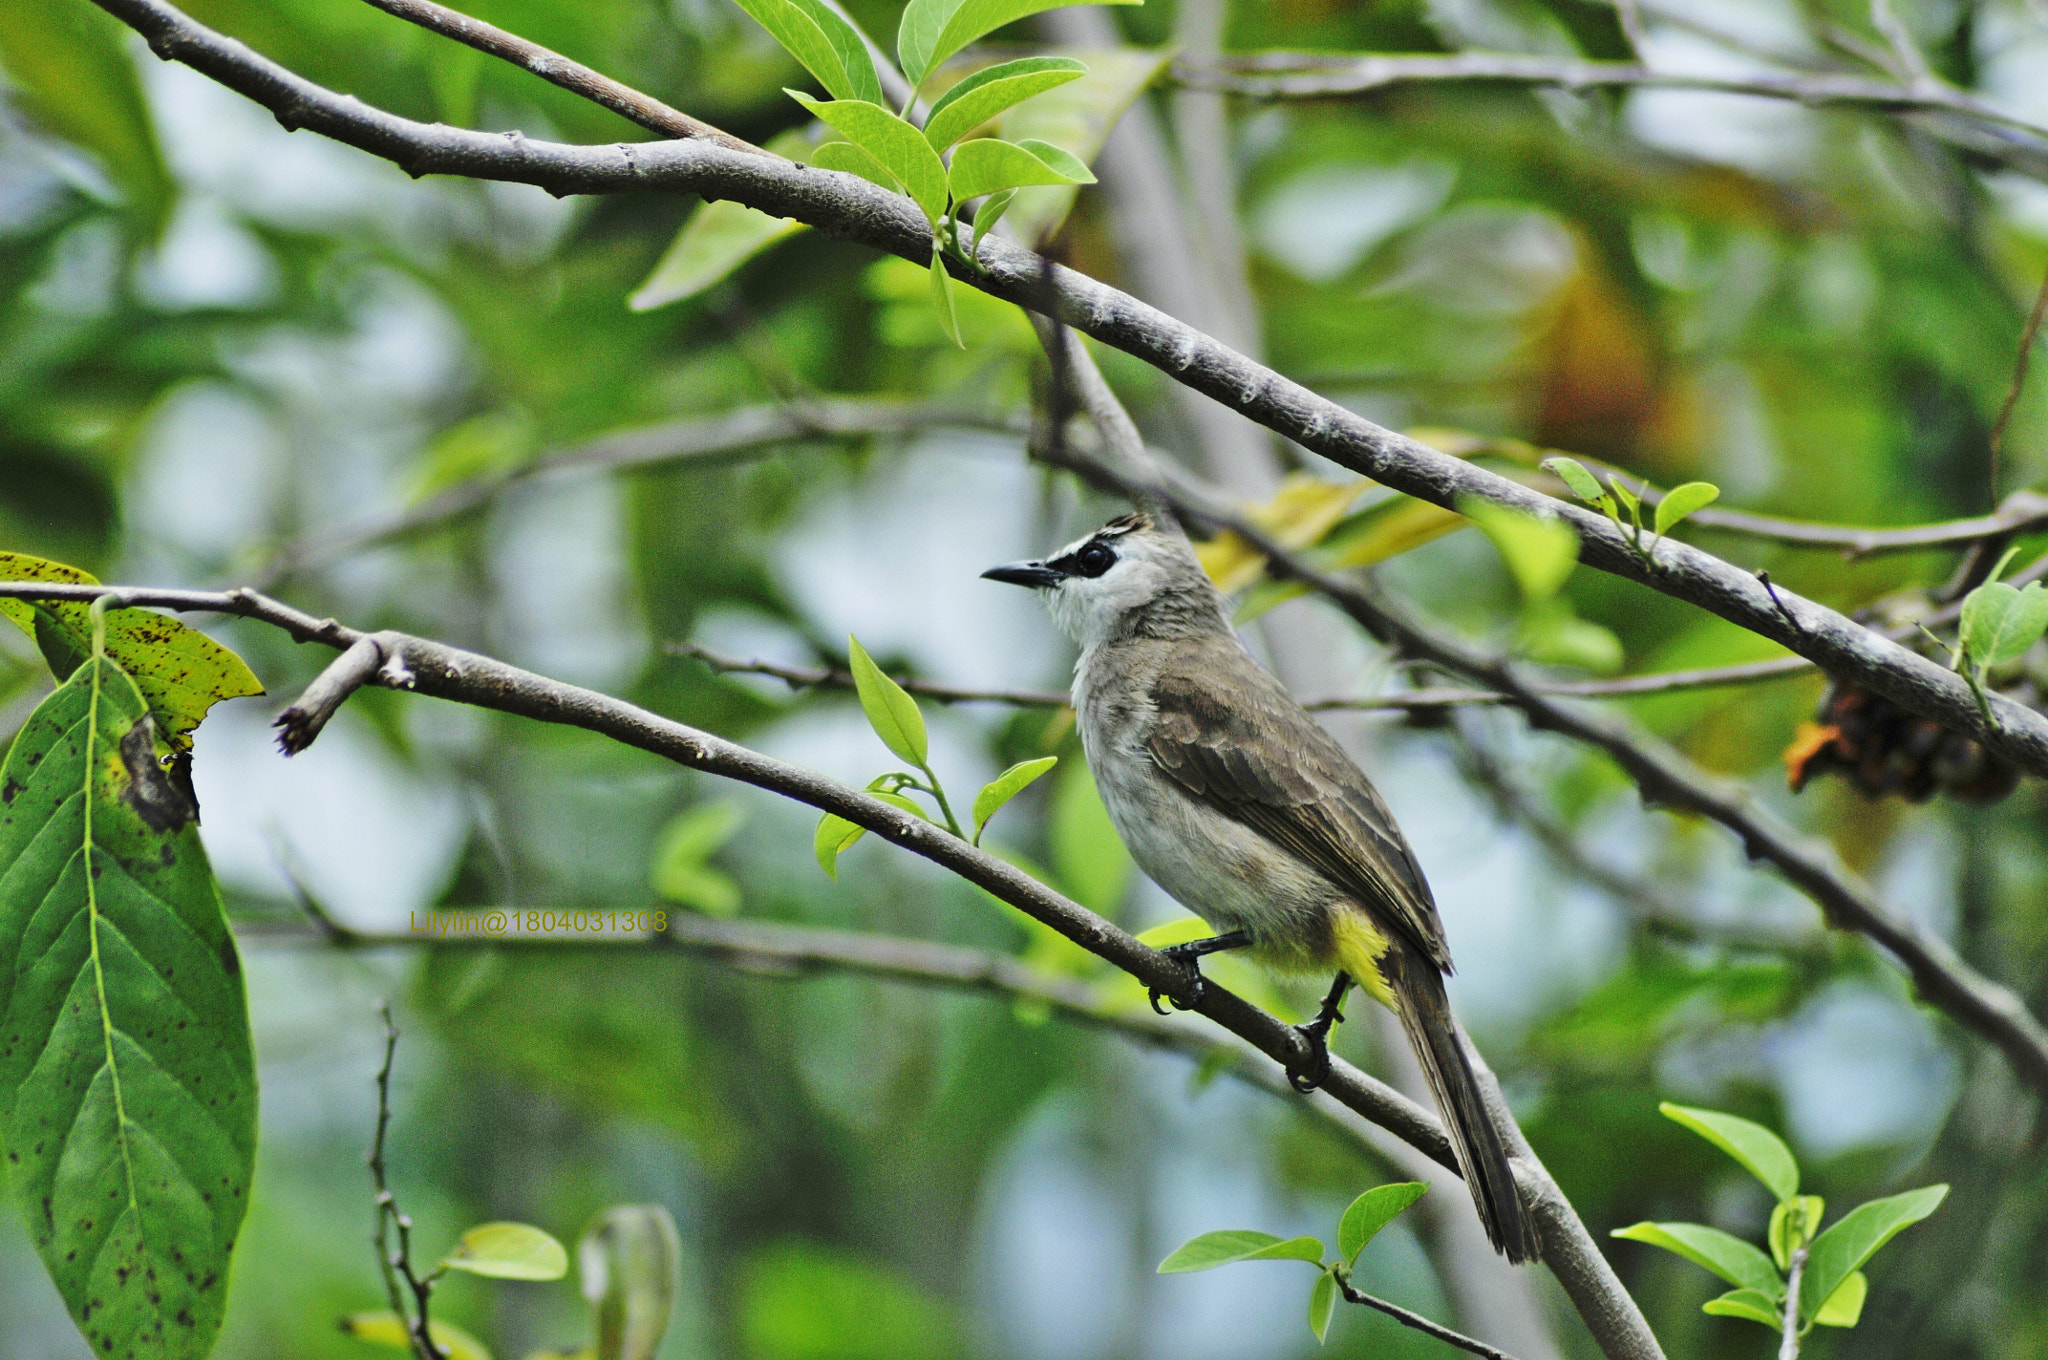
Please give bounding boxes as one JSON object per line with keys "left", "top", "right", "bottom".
{"left": 994, "top": 46, "right": 1171, "bottom": 245}
{"left": 1457, "top": 495, "right": 1579, "bottom": 603}
{"left": 1799, "top": 1185, "right": 1948, "bottom": 1322}
{"left": 651, "top": 801, "right": 747, "bottom": 913}
{"left": 1607, "top": 473, "right": 1642, "bottom": 528}
{"left": 1540, "top": 455, "right": 1607, "bottom": 504}
{"left": 442, "top": 1221, "right": 570, "bottom": 1280}
{"left": 815, "top": 811, "right": 866, "bottom": 878}
{"left": 972, "top": 755, "right": 1058, "bottom": 843}
{"left": 1813, "top": 1270, "right": 1867, "bottom": 1328}
{"left": 0, "top": 0, "right": 173, "bottom": 235}
{"left": 924, "top": 56, "right": 1088, "bottom": 151}
{"left": 897, "top": 0, "right": 1141, "bottom": 87}
{"left": 630, "top": 200, "right": 804, "bottom": 310}
{"left": 1337, "top": 1182, "right": 1428, "bottom": 1265}
{"left": 1961, "top": 580, "right": 2048, "bottom": 672}
{"left": 1653, "top": 481, "right": 1720, "bottom": 537}
{"left": 1308, "top": 1269, "right": 1338, "bottom": 1344}
{"left": 1517, "top": 605, "right": 1625, "bottom": 674}
{"left": 728, "top": 0, "right": 882, "bottom": 102}
{"left": 1158, "top": 1230, "right": 1323, "bottom": 1273}
{"left": 846, "top": 635, "right": 929, "bottom": 765}
{"left": 0, "top": 552, "right": 264, "bottom": 749}
{"left": 812, "top": 139, "right": 905, "bottom": 193}
{"left": 340, "top": 1311, "right": 495, "bottom": 1360}
{"left": 1700, "top": 1289, "right": 1782, "bottom": 1329}
{"left": 1660, "top": 1101, "right": 1800, "bottom": 1204}
{"left": 948, "top": 136, "right": 1095, "bottom": 203}
{"left": 1610, "top": 1222, "right": 1783, "bottom": 1297}
{"left": 580, "top": 1205, "right": 683, "bottom": 1360}
{"left": 0, "top": 656, "right": 257, "bottom": 1360}
{"left": 930, "top": 247, "right": 965, "bottom": 348}
{"left": 1768, "top": 1194, "right": 1824, "bottom": 1269}
{"left": 969, "top": 187, "right": 1017, "bottom": 252}
{"left": 786, "top": 94, "right": 950, "bottom": 225}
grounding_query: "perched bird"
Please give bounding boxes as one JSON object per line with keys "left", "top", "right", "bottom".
{"left": 983, "top": 511, "right": 1540, "bottom": 1264}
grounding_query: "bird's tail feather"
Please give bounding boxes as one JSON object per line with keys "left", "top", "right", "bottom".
{"left": 1386, "top": 950, "right": 1542, "bottom": 1265}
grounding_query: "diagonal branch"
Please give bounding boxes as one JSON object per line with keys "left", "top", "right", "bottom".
{"left": 1034, "top": 456, "right": 2048, "bottom": 1102}
{"left": 0, "top": 576, "right": 1669, "bottom": 1359}
{"left": 87, "top": 0, "right": 2048, "bottom": 786}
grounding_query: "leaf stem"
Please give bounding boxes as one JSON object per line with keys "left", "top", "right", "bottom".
{"left": 918, "top": 762, "right": 965, "bottom": 838}
{"left": 1779, "top": 1244, "right": 1806, "bottom": 1360}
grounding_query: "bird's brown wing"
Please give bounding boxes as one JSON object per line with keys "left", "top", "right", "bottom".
{"left": 1142, "top": 645, "right": 1453, "bottom": 971}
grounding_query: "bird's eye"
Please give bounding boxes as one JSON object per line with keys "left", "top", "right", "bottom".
{"left": 1075, "top": 542, "right": 1115, "bottom": 577}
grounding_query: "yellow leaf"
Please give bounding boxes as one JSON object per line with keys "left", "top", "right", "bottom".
{"left": 1196, "top": 474, "right": 1367, "bottom": 593}
{"left": 340, "top": 1312, "right": 494, "bottom": 1360}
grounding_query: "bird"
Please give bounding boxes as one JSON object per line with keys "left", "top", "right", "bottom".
{"left": 983, "top": 509, "right": 1540, "bottom": 1264}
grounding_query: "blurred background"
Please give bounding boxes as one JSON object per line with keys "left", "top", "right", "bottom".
{"left": 3, "top": 0, "right": 2048, "bottom": 1356}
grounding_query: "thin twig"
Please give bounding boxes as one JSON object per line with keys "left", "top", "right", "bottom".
{"left": 1779, "top": 1243, "right": 1806, "bottom": 1359}
{"left": 355, "top": 0, "right": 761, "bottom": 152}
{"left": 1172, "top": 51, "right": 2042, "bottom": 141}
{"left": 88, "top": 0, "right": 2048, "bottom": 782}
{"left": 1990, "top": 265, "right": 2048, "bottom": 496}
{"left": 260, "top": 399, "right": 1026, "bottom": 584}
{"left": 1613, "top": 0, "right": 1648, "bottom": 62}
{"left": 673, "top": 641, "right": 1816, "bottom": 710}
{"left": 1867, "top": 0, "right": 1934, "bottom": 86}
{"left": 369, "top": 1003, "right": 444, "bottom": 1360}
{"left": 1337, "top": 1271, "right": 1523, "bottom": 1360}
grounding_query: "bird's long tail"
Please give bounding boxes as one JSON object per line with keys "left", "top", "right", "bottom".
{"left": 1384, "top": 947, "right": 1542, "bottom": 1264}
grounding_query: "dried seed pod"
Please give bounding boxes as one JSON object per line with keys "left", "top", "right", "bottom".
{"left": 1784, "top": 682, "right": 2018, "bottom": 804}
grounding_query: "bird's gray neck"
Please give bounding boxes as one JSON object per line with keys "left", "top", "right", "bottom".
{"left": 1103, "top": 588, "right": 1233, "bottom": 645}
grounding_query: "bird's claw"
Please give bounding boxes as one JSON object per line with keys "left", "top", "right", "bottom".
{"left": 1288, "top": 1010, "right": 1343, "bottom": 1093}
{"left": 1147, "top": 943, "right": 1210, "bottom": 1015}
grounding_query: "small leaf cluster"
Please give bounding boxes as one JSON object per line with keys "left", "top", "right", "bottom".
{"left": 1457, "top": 494, "right": 1623, "bottom": 673}
{"left": 815, "top": 635, "right": 1056, "bottom": 875}
{"left": 730, "top": 0, "right": 1124, "bottom": 343}
{"left": 346, "top": 1205, "right": 683, "bottom": 1360}
{"left": 1612, "top": 1103, "right": 1947, "bottom": 1348}
{"left": 1157, "top": 1182, "right": 1429, "bottom": 1345}
{"left": 650, "top": 799, "right": 747, "bottom": 915}
{"left": 1950, "top": 545, "right": 2048, "bottom": 717}
{"left": 1542, "top": 457, "right": 1718, "bottom": 570}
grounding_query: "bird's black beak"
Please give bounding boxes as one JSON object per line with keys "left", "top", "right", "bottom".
{"left": 981, "top": 560, "right": 1065, "bottom": 589}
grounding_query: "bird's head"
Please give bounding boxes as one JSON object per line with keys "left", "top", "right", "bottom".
{"left": 982, "top": 511, "right": 1227, "bottom": 648}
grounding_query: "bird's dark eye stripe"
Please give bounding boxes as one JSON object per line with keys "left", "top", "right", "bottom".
{"left": 1046, "top": 539, "right": 1117, "bottom": 579}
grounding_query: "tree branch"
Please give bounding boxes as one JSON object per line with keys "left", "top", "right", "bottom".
{"left": 89, "top": 0, "right": 2048, "bottom": 786}
{"left": 1335, "top": 1271, "right": 1524, "bottom": 1360}
{"left": 1172, "top": 50, "right": 2048, "bottom": 146}
{"left": 356, "top": 0, "right": 761, "bottom": 152}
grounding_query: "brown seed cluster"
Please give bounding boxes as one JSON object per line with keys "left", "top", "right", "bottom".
{"left": 1785, "top": 683, "right": 2018, "bottom": 804}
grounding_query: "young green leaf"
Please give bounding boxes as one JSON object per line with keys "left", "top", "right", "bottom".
{"left": 1457, "top": 495, "right": 1579, "bottom": 603}
{"left": 968, "top": 187, "right": 1017, "bottom": 255}
{"left": 1652, "top": 480, "right": 1720, "bottom": 537}
{"left": 0, "top": 551, "right": 264, "bottom": 748}
{"left": 993, "top": 46, "right": 1173, "bottom": 245}
{"left": 1960, "top": 579, "right": 2048, "bottom": 673}
{"left": 442, "top": 1221, "right": 570, "bottom": 1280}
{"left": 1610, "top": 1222, "right": 1783, "bottom": 1297}
{"left": 896, "top": 0, "right": 1140, "bottom": 88}
{"left": 929, "top": 246, "right": 964, "bottom": 348}
{"left": 1517, "top": 606, "right": 1625, "bottom": 674}
{"left": 1798, "top": 1184, "right": 1948, "bottom": 1323}
{"left": 923, "top": 55, "right": 1087, "bottom": 152}
{"left": 1700, "top": 1288, "right": 1781, "bottom": 1329}
{"left": 1606, "top": 473, "right": 1642, "bottom": 528}
{"left": 1540, "top": 455, "right": 1607, "bottom": 505}
{"left": 1767, "top": 1194, "right": 1824, "bottom": 1269}
{"left": 630, "top": 199, "right": 804, "bottom": 310}
{"left": 580, "top": 1204, "right": 684, "bottom": 1360}
{"left": 786, "top": 93, "right": 951, "bottom": 225}
{"left": 846, "top": 635, "right": 929, "bottom": 764}
{"left": 0, "top": 656, "right": 257, "bottom": 1360}
{"left": 340, "top": 1312, "right": 495, "bottom": 1360}
{"left": 948, "top": 135, "right": 1096, "bottom": 203}
{"left": 1307, "top": 1269, "right": 1338, "bottom": 1344}
{"left": 652, "top": 802, "right": 747, "bottom": 915}
{"left": 811, "top": 139, "right": 904, "bottom": 194}
{"left": 1158, "top": 1230, "right": 1324, "bottom": 1273}
{"left": 1337, "top": 1182, "right": 1428, "bottom": 1265}
{"left": 972, "top": 754, "right": 1058, "bottom": 843}
{"left": 728, "top": 0, "right": 881, "bottom": 103}
{"left": 1659, "top": 1101, "right": 1800, "bottom": 1204}
{"left": 1812, "top": 1270, "right": 1867, "bottom": 1328}
{"left": 815, "top": 811, "right": 866, "bottom": 877}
